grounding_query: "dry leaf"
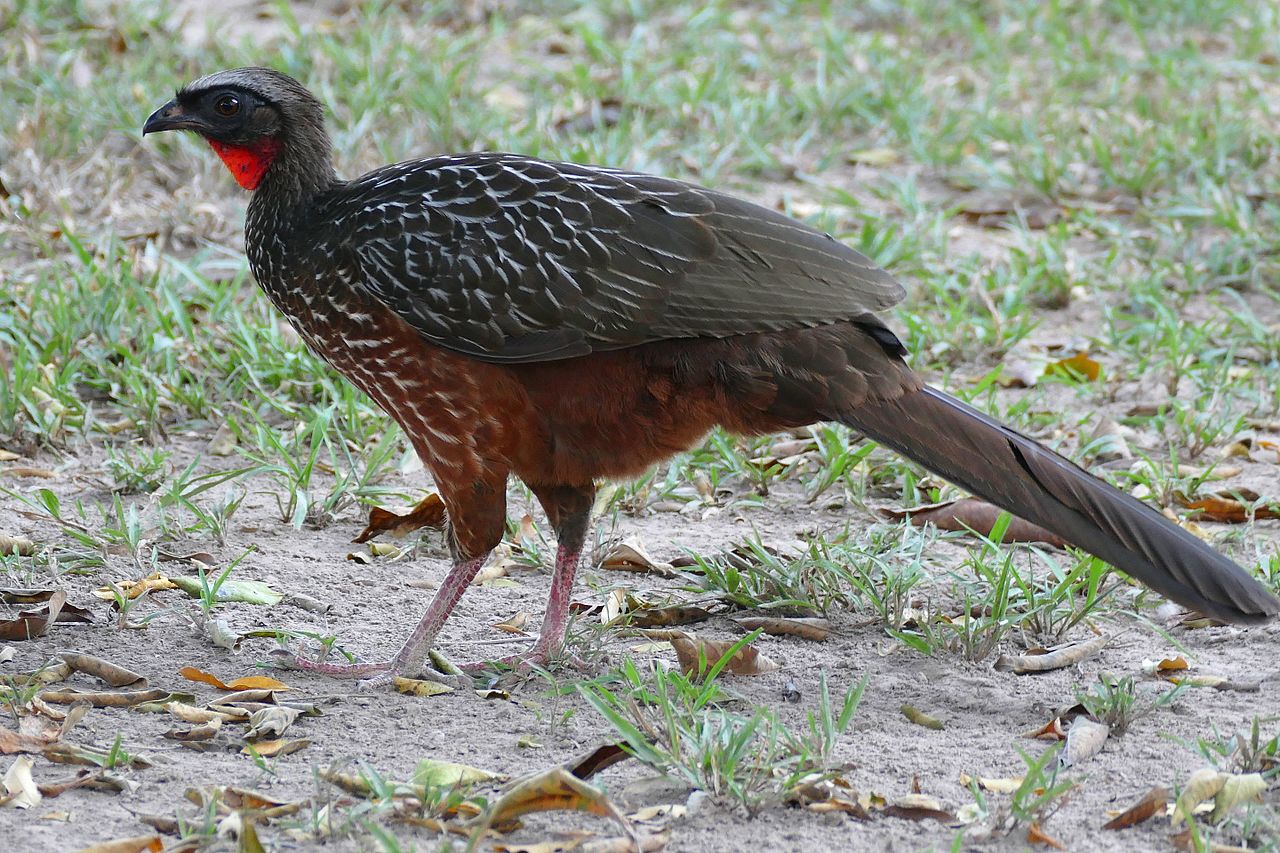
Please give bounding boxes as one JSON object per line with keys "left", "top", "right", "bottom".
{"left": 74, "top": 836, "right": 163, "bottom": 853}
{"left": 1046, "top": 352, "right": 1101, "bottom": 382}
{"left": 882, "top": 499, "right": 1068, "bottom": 546}
{"left": 1179, "top": 493, "right": 1280, "bottom": 523}
{"left": 470, "top": 767, "right": 635, "bottom": 849}
{"left": 0, "top": 535, "right": 36, "bottom": 556}
{"left": 599, "top": 538, "right": 676, "bottom": 578}
{"left": 2, "top": 755, "right": 41, "bottom": 808}
{"left": 353, "top": 494, "right": 446, "bottom": 543}
{"left": 629, "top": 603, "right": 712, "bottom": 628}
{"left": 566, "top": 743, "right": 631, "bottom": 780}
{"left": 1171, "top": 767, "right": 1226, "bottom": 826}
{"left": 244, "top": 707, "right": 299, "bottom": 740}
{"left": 958, "top": 774, "right": 1024, "bottom": 794}
{"left": 0, "top": 591, "right": 83, "bottom": 641}
{"left": 59, "top": 654, "right": 145, "bottom": 689}
{"left": 901, "top": 704, "right": 945, "bottom": 731}
{"left": 600, "top": 588, "right": 627, "bottom": 625}
{"left": 1141, "top": 655, "right": 1189, "bottom": 675}
{"left": 1209, "top": 773, "right": 1266, "bottom": 823}
{"left": 669, "top": 636, "right": 780, "bottom": 678}
{"left": 883, "top": 793, "right": 955, "bottom": 822}
{"left": 414, "top": 758, "right": 502, "bottom": 789}
{"left": 492, "top": 612, "right": 530, "bottom": 634}
{"left": 179, "top": 667, "right": 288, "bottom": 692}
{"left": 92, "top": 573, "right": 176, "bottom": 601}
{"left": 163, "top": 718, "right": 222, "bottom": 742}
{"left": 1060, "top": 718, "right": 1109, "bottom": 767}
{"left": 167, "top": 703, "right": 237, "bottom": 725}
{"left": 733, "top": 616, "right": 830, "bottom": 641}
{"left": 243, "top": 738, "right": 310, "bottom": 758}
{"left": 847, "top": 147, "right": 900, "bottom": 167}
{"left": 39, "top": 688, "right": 168, "bottom": 707}
{"left": 1026, "top": 821, "right": 1066, "bottom": 849}
{"left": 393, "top": 677, "right": 455, "bottom": 698}
{"left": 994, "top": 635, "right": 1107, "bottom": 674}
{"left": 1103, "top": 786, "right": 1171, "bottom": 830}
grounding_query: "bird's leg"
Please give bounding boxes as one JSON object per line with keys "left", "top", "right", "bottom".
{"left": 277, "top": 552, "right": 488, "bottom": 686}
{"left": 462, "top": 484, "right": 594, "bottom": 672}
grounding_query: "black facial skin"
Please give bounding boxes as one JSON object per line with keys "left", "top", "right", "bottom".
{"left": 143, "top": 88, "right": 282, "bottom": 144}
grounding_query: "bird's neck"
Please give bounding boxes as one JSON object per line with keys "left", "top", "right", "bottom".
{"left": 246, "top": 129, "right": 339, "bottom": 207}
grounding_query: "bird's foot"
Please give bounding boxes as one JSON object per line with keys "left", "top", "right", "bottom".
{"left": 271, "top": 646, "right": 471, "bottom": 691}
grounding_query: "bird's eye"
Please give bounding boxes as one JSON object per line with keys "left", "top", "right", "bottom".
{"left": 214, "top": 95, "right": 240, "bottom": 117}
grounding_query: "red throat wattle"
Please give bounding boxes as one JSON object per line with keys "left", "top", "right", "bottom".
{"left": 207, "top": 137, "right": 282, "bottom": 190}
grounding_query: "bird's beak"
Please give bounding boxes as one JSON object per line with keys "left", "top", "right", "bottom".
{"left": 143, "top": 100, "right": 202, "bottom": 135}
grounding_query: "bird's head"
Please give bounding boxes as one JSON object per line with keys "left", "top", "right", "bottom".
{"left": 144, "top": 67, "right": 331, "bottom": 192}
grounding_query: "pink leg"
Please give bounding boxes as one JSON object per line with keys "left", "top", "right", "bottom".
{"left": 278, "top": 553, "right": 487, "bottom": 685}
{"left": 460, "top": 541, "right": 582, "bottom": 672}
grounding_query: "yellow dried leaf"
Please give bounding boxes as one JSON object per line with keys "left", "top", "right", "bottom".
{"left": 1171, "top": 768, "right": 1226, "bottom": 826}
{"left": 1047, "top": 352, "right": 1101, "bottom": 381}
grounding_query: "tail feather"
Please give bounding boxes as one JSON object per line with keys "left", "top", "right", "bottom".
{"left": 841, "top": 386, "right": 1279, "bottom": 624}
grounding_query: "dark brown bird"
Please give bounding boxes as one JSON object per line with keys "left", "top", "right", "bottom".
{"left": 144, "top": 68, "right": 1278, "bottom": 685}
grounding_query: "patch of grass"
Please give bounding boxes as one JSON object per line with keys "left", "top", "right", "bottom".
{"left": 579, "top": 646, "right": 865, "bottom": 811}
{"left": 1076, "top": 674, "right": 1185, "bottom": 736}
{"left": 688, "top": 533, "right": 862, "bottom": 614}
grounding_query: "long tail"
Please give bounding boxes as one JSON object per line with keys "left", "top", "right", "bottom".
{"left": 840, "top": 386, "right": 1279, "bottom": 624}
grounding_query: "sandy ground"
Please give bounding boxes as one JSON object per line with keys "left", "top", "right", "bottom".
{"left": 1, "top": 431, "right": 1278, "bottom": 851}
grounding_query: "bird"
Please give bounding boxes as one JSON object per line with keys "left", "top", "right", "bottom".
{"left": 143, "top": 68, "right": 1278, "bottom": 685}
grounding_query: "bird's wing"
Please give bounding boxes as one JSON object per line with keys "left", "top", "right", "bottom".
{"left": 326, "top": 153, "right": 905, "bottom": 363}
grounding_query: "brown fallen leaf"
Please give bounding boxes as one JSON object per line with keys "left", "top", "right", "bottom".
{"left": 994, "top": 634, "right": 1107, "bottom": 674}
{"left": 599, "top": 538, "right": 677, "bottom": 578}
{"left": 1026, "top": 821, "right": 1066, "bottom": 849}
{"left": 178, "top": 666, "right": 289, "bottom": 692}
{"left": 881, "top": 498, "right": 1068, "bottom": 546}
{"left": 1103, "top": 786, "right": 1170, "bottom": 830}
{"left": 883, "top": 793, "right": 955, "bottom": 822}
{"left": 59, "top": 653, "right": 146, "bottom": 689}
{"left": 0, "top": 724, "right": 60, "bottom": 755}
{"left": 669, "top": 636, "right": 780, "bottom": 679}
{"left": 39, "top": 688, "right": 169, "bottom": 708}
{"left": 0, "top": 535, "right": 36, "bottom": 556}
{"left": 1, "top": 466, "right": 58, "bottom": 479}
{"left": 1178, "top": 493, "right": 1280, "bottom": 523}
{"left": 629, "top": 603, "right": 712, "bottom": 628}
{"left": 0, "top": 591, "right": 92, "bottom": 641}
{"left": 565, "top": 743, "right": 630, "bottom": 781}
{"left": 469, "top": 767, "right": 636, "bottom": 849}
{"left": 243, "top": 738, "right": 310, "bottom": 758}
{"left": 734, "top": 615, "right": 830, "bottom": 641}
{"left": 353, "top": 493, "right": 447, "bottom": 543}
{"left": 37, "top": 769, "right": 116, "bottom": 799}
